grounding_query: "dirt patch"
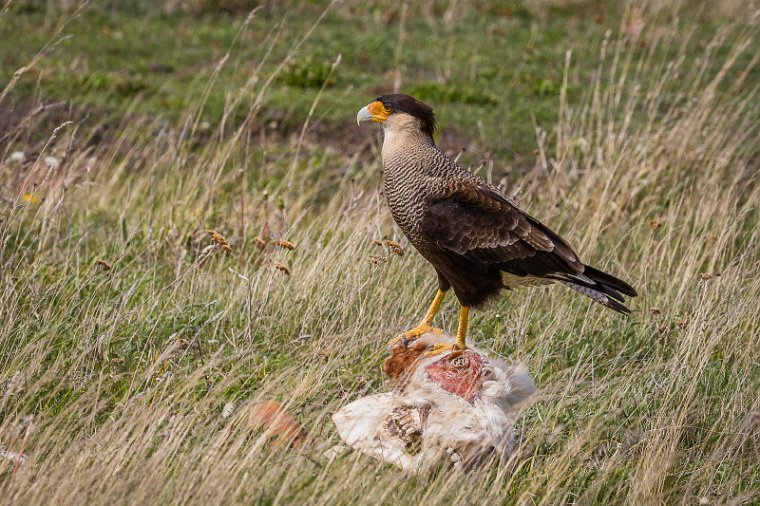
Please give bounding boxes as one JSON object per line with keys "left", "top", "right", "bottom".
{"left": 1, "top": 94, "right": 515, "bottom": 178}
{"left": 0, "top": 96, "right": 73, "bottom": 149}
{"left": 0, "top": 94, "right": 128, "bottom": 157}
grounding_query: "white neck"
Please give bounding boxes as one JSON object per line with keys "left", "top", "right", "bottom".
{"left": 380, "top": 114, "right": 434, "bottom": 160}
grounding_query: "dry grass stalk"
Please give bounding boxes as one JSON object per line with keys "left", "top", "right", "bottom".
{"left": 252, "top": 236, "right": 267, "bottom": 250}
{"left": 384, "top": 240, "right": 404, "bottom": 256}
{"left": 374, "top": 239, "right": 405, "bottom": 256}
{"left": 273, "top": 239, "right": 295, "bottom": 250}
{"left": 207, "top": 230, "right": 232, "bottom": 253}
{"left": 369, "top": 254, "right": 388, "bottom": 265}
{"left": 274, "top": 261, "right": 291, "bottom": 275}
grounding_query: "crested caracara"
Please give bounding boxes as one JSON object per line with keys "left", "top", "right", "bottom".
{"left": 357, "top": 94, "right": 637, "bottom": 354}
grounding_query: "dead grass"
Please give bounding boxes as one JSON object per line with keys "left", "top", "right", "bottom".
{"left": 0, "top": 1, "right": 758, "bottom": 505}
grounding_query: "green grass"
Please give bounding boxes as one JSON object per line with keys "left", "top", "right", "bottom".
{"left": 0, "top": 1, "right": 758, "bottom": 504}
{"left": 4, "top": 1, "right": 751, "bottom": 162}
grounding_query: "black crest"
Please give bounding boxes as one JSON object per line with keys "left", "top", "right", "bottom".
{"left": 376, "top": 94, "right": 436, "bottom": 137}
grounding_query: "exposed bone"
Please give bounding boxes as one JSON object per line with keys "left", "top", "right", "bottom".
{"left": 332, "top": 333, "right": 537, "bottom": 472}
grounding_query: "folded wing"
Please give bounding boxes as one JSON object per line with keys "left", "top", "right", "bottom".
{"left": 420, "top": 184, "right": 637, "bottom": 313}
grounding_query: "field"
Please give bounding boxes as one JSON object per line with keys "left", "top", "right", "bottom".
{"left": 0, "top": 1, "right": 758, "bottom": 504}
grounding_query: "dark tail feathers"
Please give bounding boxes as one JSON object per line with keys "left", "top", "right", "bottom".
{"left": 558, "top": 265, "right": 638, "bottom": 315}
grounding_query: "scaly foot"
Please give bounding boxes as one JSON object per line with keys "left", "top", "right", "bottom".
{"left": 422, "top": 342, "right": 467, "bottom": 358}
{"left": 389, "top": 323, "right": 444, "bottom": 347}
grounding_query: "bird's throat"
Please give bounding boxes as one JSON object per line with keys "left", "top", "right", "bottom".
{"left": 381, "top": 126, "right": 434, "bottom": 162}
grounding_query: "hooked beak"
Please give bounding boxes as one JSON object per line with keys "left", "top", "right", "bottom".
{"left": 356, "top": 106, "right": 372, "bottom": 125}
{"left": 356, "top": 100, "right": 391, "bottom": 126}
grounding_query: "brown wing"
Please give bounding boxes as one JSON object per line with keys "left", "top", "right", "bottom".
{"left": 420, "top": 183, "right": 637, "bottom": 313}
{"left": 421, "top": 183, "right": 583, "bottom": 278}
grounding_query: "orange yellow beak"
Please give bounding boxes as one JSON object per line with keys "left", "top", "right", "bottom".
{"left": 356, "top": 101, "right": 391, "bottom": 125}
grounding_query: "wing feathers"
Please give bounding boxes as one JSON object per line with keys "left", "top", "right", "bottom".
{"left": 581, "top": 265, "right": 638, "bottom": 297}
{"left": 422, "top": 184, "right": 582, "bottom": 275}
{"left": 421, "top": 182, "right": 636, "bottom": 313}
{"left": 561, "top": 281, "right": 631, "bottom": 314}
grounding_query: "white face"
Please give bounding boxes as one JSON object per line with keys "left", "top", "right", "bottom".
{"left": 381, "top": 112, "right": 426, "bottom": 159}
{"left": 382, "top": 111, "right": 423, "bottom": 134}
{"left": 380, "top": 112, "right": 435, "bottom": 161}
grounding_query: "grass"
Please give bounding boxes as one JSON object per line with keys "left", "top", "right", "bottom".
{"left": 0, "top": 1, "right": 758, "bottom": 504}
{"left": 5, "top": 1, "right": 750, "bottom": 162}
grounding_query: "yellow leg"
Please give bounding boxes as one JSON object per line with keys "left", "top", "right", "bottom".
{"left": 455, "top": 306, "right": 469, "bottom": 350}
{"left": 422, "top": 289, "right": 447, "bottom": 326}
{"left": 423, "top": 305, "right": 470, "bottom": 357}
{"left": 390, "top": 289, "right": 447, "bottom": 345}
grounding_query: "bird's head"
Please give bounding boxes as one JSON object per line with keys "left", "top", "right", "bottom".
{"left": 356, "top": 94, "right": 436, "bottom": 138}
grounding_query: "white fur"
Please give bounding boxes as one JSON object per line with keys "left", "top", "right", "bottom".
{"left": 331, "top": 333, "right": 537, "bottom": 472}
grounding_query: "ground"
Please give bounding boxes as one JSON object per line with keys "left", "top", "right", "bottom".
{"left": 0, "top": 1, "right": 758, "bottom": 504}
